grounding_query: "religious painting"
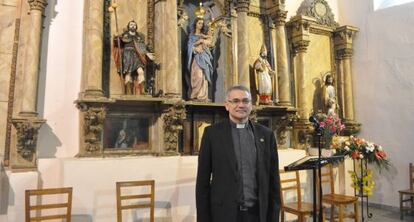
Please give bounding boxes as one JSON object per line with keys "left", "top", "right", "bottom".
{"left": 103, "top": 116, "right": 150, "bottom": 150}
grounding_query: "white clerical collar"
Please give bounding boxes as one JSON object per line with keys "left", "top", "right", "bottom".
{"left": 236, "top": 123, "right": 246, "bottom": 129}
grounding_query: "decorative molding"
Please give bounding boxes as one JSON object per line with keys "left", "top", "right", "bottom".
{"left": 309, "top": 27, "right": 332, "bottom": 36}
{"left": 297, "top": 0, "right": 338, "bottom": 28}
{"left": 236, "top": 0, "right": 250, "bottom": 13}
{"left": 247, "top": 11, "right": 262, "bottom": 18}
{"left": 11, "top": 118, "right": 45, "bottom": 163}
{"left": 147, "top": 0, "right": 155, "bottom": 51}
{"left": 342, "top": 120, "right": 361, "bottom": 135}
{"left": 163, "top": 100, "right": 186, "bottom": 153}
{"left": 82, "top": 107, "right": 106, "bottom": 154}
{"left": 275, "top": 113, "right": 298, "bottom": 146}
{"left": 336, "top": 48, "right": 353, "bottom": 59}
{"left": 292, "top": 40, "right": 310, "bottom": 54}
{"left": 27, "top": 0, "right": 48, "bottom": 11}
{"left": 4, "top": 18, "right": 21, "bottom": 166}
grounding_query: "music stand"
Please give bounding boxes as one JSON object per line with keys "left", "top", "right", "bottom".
{"left": 284, "top": 154, "right": 344, "bottom": 222}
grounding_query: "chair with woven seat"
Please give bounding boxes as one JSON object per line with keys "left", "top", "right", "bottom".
{"left": 25, "top": 187, "right": 73, "bottom": 222}
{"left": 319, "top": 164, "right": 359, "bottom": 222}
{"left": 280, "top": 169, "right": 324, "bottom": 222}
{"left": 398, "top": 163, "right": 414, "bottom": 220}
{"left": 116, "top": 180, "right": 155, "bottom": 222}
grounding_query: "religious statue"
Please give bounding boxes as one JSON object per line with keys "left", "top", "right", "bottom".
{"left": 187, "top": 17, "right": 215, "bottom": 102}
{"left": 253, "top": 45, "right": 275, "bottom": 105}
{"left": 113, "top": 20, "right": 157, "bottom": 95}
{"left": 322, "top": 74, "right": 337, "bottom": 115}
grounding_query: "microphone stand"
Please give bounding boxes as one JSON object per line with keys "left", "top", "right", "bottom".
{"left": 310, "top": 116, "right": 324, "bottom": 222}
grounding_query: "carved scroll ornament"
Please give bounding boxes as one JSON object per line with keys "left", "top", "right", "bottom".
{"left": 163, "top": 100, "right": 186, "bottom": 153}
{"left": 12, "top": 119, "right": 45, "bottom": 161}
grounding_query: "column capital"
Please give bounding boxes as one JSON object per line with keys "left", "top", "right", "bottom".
{"left": 292, "top": 40, "right": 310, "bottom": 54}
{"left": 27, "top": 0, "right": 48, "bottom": 11}
{"left": 271, "top": 9, "right": 287, "bottom": 26}
{"left": 334, "top": 25, "right": 358, "bottom": 58}
{"left": 287, "top": 15, "right": 315, "bottom": 54}
{"left": 236, "top": 0, "right": 250, "bottom": 13}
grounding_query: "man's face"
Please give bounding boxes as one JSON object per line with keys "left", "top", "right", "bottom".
{"left": 225, "top": 89, "right": 252, "bottom": 123}
{"left": 128, "top": 22, "right": 137, "bottom": 32}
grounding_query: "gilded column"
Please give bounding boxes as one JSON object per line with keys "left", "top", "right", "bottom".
{"left": 272, "top": 9, "right": 291, "bottom": 106}
{"left": 236, "top": 0, "right": 250, "bottom": 88}
{"left": 82, "top": 0, "right": 104, "bottom": 98}
{"left": 231, "top": 9, "right": 238, "bottom": 85}
{"left": 288, "top": 16, "right": 312, "bottom": 120}
{"left": 19, "top": 0, "right": 48, "bottom": 116}
{"left": 157, "top": 0, "right": 180, "bottom": 97}
{"left": 269, "top": 23, "right": 279, "bottom": 103}
{"left": 334, "top": 26, "right": 360, "bottom": 134}
{"left": 287, "top": 16, "right": 313, "bottom": 149}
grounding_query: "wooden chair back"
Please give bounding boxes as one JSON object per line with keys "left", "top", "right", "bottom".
{"left": 25, "top": 187, "right": 73, "bottom": 222}
{"left": 319, "top": 164, "right": 336, "bottom": 195}
{"left": 280, "top": 169, "right": 302, "bottom": 205}
{"left": 409, "top": 163, "right": 414, "bottom": 190}
{"left": 116, "top": 180, "right": 155, "bottom": 222}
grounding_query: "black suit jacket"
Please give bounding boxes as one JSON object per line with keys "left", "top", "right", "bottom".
{"left": 196, "top": 120, "right": 281, "bottom": 222}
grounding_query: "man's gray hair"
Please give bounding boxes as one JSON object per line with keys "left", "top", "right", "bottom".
{"left": 225, "top": 85, "right": 252, "bottom": 101}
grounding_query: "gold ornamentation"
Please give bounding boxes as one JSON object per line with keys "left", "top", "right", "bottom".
{"left": 27, "top": 0, "right": 48, "bottom": 11}
{"left": 194, "top": 2, "right": 206, "bottom": 18}
{"left": 12, "top": 118, "right": 45, "bottom": 162}
{"left": 292, "top": 40, "right": 310, "bottom": 54}
{"left": 271, "top": 10, "right": 287, "bottom": 26}
{"left": 163, "top": 100, "right": 186, "bottom": 153}
{"left": 275, "top": 114, "right": 298, "bottom": 146}
{"left": 83, "top": 107, "right": 106, "bottom": 153}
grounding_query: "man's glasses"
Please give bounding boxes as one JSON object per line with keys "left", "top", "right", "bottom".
{"left": 227, "top": 98, "right": 251, "bottom": 105}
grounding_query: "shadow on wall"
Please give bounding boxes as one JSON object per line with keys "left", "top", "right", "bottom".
{"left": 37, "top": 0, "right": 58, "bottom": 117}
{"left": 71, "top": 214, "right": 93, "bottom": 222}
{"left": 0, "top": 162, "right": 11, "bottom": 214}
{"left": 37, "top": 123, "right": 62, "bottom": 158}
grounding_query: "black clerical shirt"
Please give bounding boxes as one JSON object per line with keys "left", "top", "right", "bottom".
{"left": 230, "top": 120, "right": 258, "bottom": 208}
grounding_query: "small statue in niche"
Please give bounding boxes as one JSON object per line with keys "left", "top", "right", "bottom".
{"left": 253, "top": 45, "right": 275, "bottom": 105}
{"left": 322, "top": 74, "right": 337, "bottom": 115}
{"left": 113, "top": 20, "right": 157, "bottom": 95}
{"left": 187, "top": 17, "right": 215, "bottom": 102}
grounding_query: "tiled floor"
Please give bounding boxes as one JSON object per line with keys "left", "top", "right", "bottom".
{"left": 365, "top": 205, "right": 414, "bottom": 222}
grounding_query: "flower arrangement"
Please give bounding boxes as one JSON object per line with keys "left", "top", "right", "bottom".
{"left": 349, "top": 169, "right": 375, "bottom": 196}
{"left": 315, "top": 112, "right": 345, "bottom": 149}
{"left": 334, "top": 135, "right": 390, "bottom": 171}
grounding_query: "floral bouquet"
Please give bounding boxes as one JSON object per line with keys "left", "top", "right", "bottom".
{"left": 315, "top": 112, "right": 345, "bottom": 149}
{"left": 334, "top": 135, "right": 390, "bottom": 171}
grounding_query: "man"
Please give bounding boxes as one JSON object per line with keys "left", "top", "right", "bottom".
{"left": 253, "top": 45, "right": 275, "bottom": 105}
{"left": 196, "top": 85, "right": 280, "bottom": 222}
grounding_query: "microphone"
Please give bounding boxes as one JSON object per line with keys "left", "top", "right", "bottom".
{"left": 309, "top": 115, "right": 321, "bottom": 129}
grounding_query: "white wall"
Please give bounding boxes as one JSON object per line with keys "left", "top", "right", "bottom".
{"left": 338, "top": 0, "right": 414, "bottom": 207}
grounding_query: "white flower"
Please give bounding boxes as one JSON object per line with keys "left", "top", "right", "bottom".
{"left": 344, "top": 146, "right": 350, "bottom": 151}
{"left": 366, "top": 143, "right": 375, "bottom": 152}
{"left": 345, "top": 141, "right": 350, "bottom": 146}
{"left": 359, "top": 154, "right": 364, "bottom": 159}
{"left": 378, "top": 145, "right": 383, "bottom": 151}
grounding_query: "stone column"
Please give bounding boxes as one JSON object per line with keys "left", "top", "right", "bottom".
{"left": 156, "top": 0, "right": 180, "bottom": 97}
{"left": 19, "top": 0, "right": 48, "bottom": 117}
{"left": 236, "top": 0, "right": 250, "bottom": 88}
{"left": 272, "top": 9, "right": 291, "bottom": 106}
{"left": 82, "top": 0, "right": 104, "bottom": 98}
{"left": 334, "top": 26, "right": 360, "bottom": 134}
{"left": 11, "top": 0, "right": 48, "bottom": 169}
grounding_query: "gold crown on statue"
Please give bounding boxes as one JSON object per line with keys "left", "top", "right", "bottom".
{"left": 194, "top": 2, "right": 206, "bottom": 18}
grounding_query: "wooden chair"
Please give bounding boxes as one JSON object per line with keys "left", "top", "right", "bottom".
{"left": 280, "top": 170, "right": 324, "bottom": 222}
{"left": 116, "top": 180, "right": 155, "bottom": 222}
{"left": 398, "top": 163, "right": 414, "bottom": 220}
{"left": 319, "top": 164, "right": 359, "bottom": 222}
{"left": 25, "top": 187, "right": 73, "bottom": 222}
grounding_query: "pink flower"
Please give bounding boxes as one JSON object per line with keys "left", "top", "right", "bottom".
{"left": 319, "top": 122, "right": 326, "bottom": 127}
